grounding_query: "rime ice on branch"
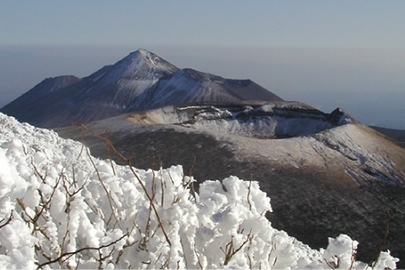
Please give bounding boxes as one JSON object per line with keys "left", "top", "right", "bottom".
{"left": 0, "top": 113, "right": 399, "bottom": 269}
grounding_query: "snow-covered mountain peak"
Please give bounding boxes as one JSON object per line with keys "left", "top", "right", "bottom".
{"left": 134, "top": 48, "right": 162, "bottom": 60}
{"left": 136, "top": 48, "right": 151, "bottom": 55}
{"left": 117, "top": 49, "right": 179, "bottom": 79}
{"left": 91, "top": 49, "right": 179, "bottom": 85}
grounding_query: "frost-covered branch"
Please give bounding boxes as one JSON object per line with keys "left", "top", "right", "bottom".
{"left": 222, "top": 232, "right": 253, "bottom": 265}
{"left": 85, "top": 145, "right": 121, "bottom": 229}
{"left": 0, "top": 114, "right": 399, "bottom": 269}
{"left": 0, "top": 211, "right": 13, "bottom": 229}
{"left": 79, "top": 124, "right": 172, "bottom": 246}
{"left": 35, "top": 233, "right": 128, "bottom": 269}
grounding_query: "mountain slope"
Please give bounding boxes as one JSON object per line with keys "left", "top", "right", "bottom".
{"left": 1, "top": 49, "right": 281, "bottom": 128}
{"left": 1, "top": 75, "right": 81, "bottom": 120}
{"left": 56, "top": 104, "right": 405, "bottom": 267}
{"left": 128, "top": 68, "right": 282, "bottom": 111}
{"left": 371, "top": 126, "right": 405, "bottom": 147}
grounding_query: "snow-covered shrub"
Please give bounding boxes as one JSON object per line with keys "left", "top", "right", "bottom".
{"left": 0, "top": 113, "right": 399, "bottom": 269}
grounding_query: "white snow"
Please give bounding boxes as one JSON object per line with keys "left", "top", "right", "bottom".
{"left": 0, "top": 113, "right": 399, "bottom": 269}
{"left": 111, "top": 49, "right": 178, "bottom": 82}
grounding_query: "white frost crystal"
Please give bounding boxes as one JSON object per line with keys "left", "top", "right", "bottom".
{"left": 0, "top": 113, "right": 399, "bottom": 269}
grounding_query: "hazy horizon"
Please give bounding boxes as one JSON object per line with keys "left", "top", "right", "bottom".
{"left": 1, "top": 1, "right": 405, "bottom": 129}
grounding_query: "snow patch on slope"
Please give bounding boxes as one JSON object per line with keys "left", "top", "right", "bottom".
{"left": 312, "top": 124, "right": 405, "bottom": 186}
{"left": 125, "top": 103, "right": 353, "bottom": 139}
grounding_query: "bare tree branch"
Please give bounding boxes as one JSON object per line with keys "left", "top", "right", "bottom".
{"left": 36, "top": 233, "right": 128, "bottom": 269}
{"left": 0, "top": 211, "right": 13, "bottom": 229}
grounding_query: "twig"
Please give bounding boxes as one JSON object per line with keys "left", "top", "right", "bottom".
{"left": 221, "top": 232, "right": 252, "bottom": 265}
{"left": 348, "top": 240, "right": 357, "bottom": 270}
{"left": 247, "top": 176, "right": 253, "bottom": 211}
{"left": 31, "top": 159, "right": 47, "bottom": 181}
{"left": 324, "top": 255, "right": 340, "bottom": 269}
{"left": 371, "top": 210, "right": 390, "bottom": 269}
{"left": 160, "top": 167, "right": 165, "bottom": 207}
{"left": 85, "top": 146, "right": 121, "bottom": 230}
{"left": 33, "top": 172, "right": 61, "bottom": 224}
{"left": 36, "top": 233, "right": 128, "bottom": 269}
{"left": 78, "top": 125, "right": 171, "bottom": 246}
{"left": 0, "top": 211, "right": 13, "bottom": 229}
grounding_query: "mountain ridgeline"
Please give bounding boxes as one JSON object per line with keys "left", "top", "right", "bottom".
{"left": 1, "top": 49, "right": 282, "bottom": 128}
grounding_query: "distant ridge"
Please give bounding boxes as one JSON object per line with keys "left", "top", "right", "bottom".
{"left": 371, "top": 126, "right": 405, "bottom": 147}
{"left": 1, "top": 75, "right": 81, "bottom": 123}
{"left": 1, "top": 49, "right": 282, "bottom": 128}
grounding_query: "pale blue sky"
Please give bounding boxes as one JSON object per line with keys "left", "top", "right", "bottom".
{"left": 1, "top": 1, "right": 405, "bottom": 128}
{"left": 2, "top": 1, "right": 405, "bottom": 48}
